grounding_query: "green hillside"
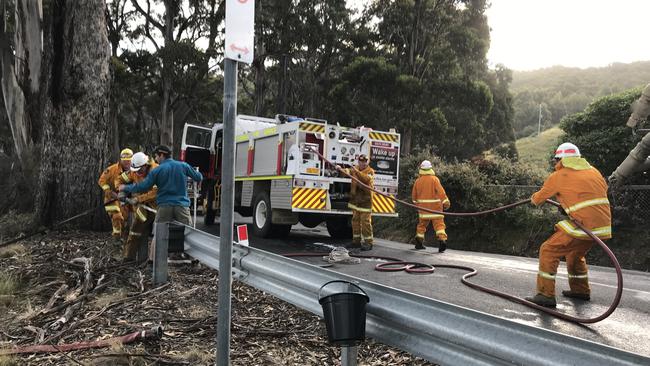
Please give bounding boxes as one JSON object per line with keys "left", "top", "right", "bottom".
{"left": 515, "top": 126, "right": 564, "bottom": 166}
{"left": 511, "top": 61, "right": 650, "bottom": 138}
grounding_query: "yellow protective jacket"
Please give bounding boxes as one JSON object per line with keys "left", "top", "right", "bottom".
{"left": 412, "top": 169, "right": 450, "bottom": 219}
{"left": 531, "top": 157, "right": 611, "bottom": 239}
{"left": 348, "top": 165, "right": 374, "bottom": 211}
{"left": 98, "top": 163, "right": 129, "bottom": 201}
{"left": 114, "top": 160, "right": 159, "bottom": 221}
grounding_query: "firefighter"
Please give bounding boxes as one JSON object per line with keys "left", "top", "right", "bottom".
{"left": 115, "top": 152, "right": 158, "bottom": 261}
{"left": 412, "top": 160, "right": 450, "bottom": 252}
{"left": 119, "top": 145, "right": 203, "bottom": 225}
{"left": 525, "top": 142, "right": 612, "bottom": 307}
{"left": 98, "top": 148, "right": 133, "bottom": 240}
{"left": 338, "top": 154, "right": 375, "bottom": 251}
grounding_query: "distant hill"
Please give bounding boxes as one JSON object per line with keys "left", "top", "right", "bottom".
{"left": 510, "top": 61, "right": 650, "bottom": 138}
{"left": 512, "top": 61, "right": 650, "bottom": 94}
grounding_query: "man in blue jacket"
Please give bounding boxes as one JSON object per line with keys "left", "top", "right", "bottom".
{"left": 119, "top": 145, "right": 203, "bottom": 225}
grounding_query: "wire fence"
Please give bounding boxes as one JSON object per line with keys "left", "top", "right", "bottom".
{"left": 485, "top": 184, "right": 650, "bottom": 228}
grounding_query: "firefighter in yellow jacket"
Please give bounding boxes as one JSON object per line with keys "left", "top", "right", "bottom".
{"left": 114, "top": 152, "right": 159, "bottom": 261}
{"left": 98, "top": 148, "right": 133, "bottom": 239}
{"left": 338, "top": 154, "right": 375, "bottom": 251}
{"left": 412, "top": 160, "right": 450, "bottom": 252}
{"left": 526, "top": 143, "right": 612, "bottom": 307}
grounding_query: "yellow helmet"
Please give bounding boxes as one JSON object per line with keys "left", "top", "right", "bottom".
{"left": 120, "top": 148, "right": 134, "bottom": 161}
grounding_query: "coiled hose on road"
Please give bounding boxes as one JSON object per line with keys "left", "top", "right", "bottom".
{"left": 302, "top": 148, "right": 623, "bottom": 324}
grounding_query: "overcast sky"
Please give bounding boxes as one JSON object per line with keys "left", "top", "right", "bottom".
{"left": 486, "top": 0, "right": 650, "bottom": 71}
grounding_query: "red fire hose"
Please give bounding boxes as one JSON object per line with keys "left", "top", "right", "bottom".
{"left": 0, "top": 326, "right": 163, "bottom": 355}
{"left": 305, "top": 148, "right": 623, "bottom": 324}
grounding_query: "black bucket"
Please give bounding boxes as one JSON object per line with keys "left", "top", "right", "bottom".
{"left": 168, "top": 223, "right": 185, "bottom": 253}
{"left": 318, "top": 280, "right": 369, "bottom": 346}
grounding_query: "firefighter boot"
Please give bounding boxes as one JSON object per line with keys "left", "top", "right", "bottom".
{"left": 360, "top": 243, "right": 373, "bottom": 251}
{"left": 414, "top": 237, "right": 425, "bottom": 250}
{"left": 525, "top": 293, "right": 557, "bottom": 308}
{"left": 438, "top": 240, "right": 447, "bottom": 253}
{"left": 562, "top": 290, "right": 590, "bottom": 301}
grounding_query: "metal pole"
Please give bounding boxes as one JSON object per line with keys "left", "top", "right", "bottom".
{"left": 193, "top": 181, "right": 197, "bottom": 229}
{"left": 216, "top": 58, "right": 237, "bottom": 366}
{"left": 537, "top": 103, "right": 542, "bottom": 136}
{"left": 153, "top": 222, "right": 168, "bottom": 285}
{"left": 341, "top": 346, "right": 358, "bottom": 366}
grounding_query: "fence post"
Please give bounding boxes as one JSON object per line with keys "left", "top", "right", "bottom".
{"left": 341, "top": 346, "right": 358, "bottom": 366}
{"left": 153, "top": 222, "right": 169, "bottom": 285}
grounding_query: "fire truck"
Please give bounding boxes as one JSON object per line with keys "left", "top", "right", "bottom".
{"left": 181, "top": 114, "right": 400, "bottom": 238}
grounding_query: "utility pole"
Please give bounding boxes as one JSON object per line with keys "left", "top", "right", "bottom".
{"left": 538, "top": 103, "right": 542, "bottom": 136}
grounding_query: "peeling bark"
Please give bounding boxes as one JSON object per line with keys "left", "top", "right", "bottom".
{"left": 0, "top": 0, "right": 42, "bottom": 163}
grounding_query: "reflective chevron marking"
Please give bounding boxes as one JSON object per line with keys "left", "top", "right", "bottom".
{"left": 292, "top": 188, "right": 327, "bottom": 210}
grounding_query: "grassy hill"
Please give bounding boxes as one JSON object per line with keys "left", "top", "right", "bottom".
{"left": 515, "top": 126, "right": 564, "bottom": 166}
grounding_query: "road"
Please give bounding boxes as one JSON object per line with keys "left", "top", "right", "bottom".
{"left": 194, "top": 215, "right": 650, "bottom": 358}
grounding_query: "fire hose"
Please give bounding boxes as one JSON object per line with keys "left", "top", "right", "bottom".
{"left": 0, "top": 325, "right": 163, "bottom": 355}
{"left": 305, "top": 148, "right": 623, "bottom": 324}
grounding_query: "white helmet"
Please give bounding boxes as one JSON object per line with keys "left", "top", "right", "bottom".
{"left": 420, "top": 160, "right": 433, "bottom": 170}
{"left": 554, "top": 142, "right": 580, "bottom": 158}
{"left": 130, "top": 152, "right": 149, "bottom": 171}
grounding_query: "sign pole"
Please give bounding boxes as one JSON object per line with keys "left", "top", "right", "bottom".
{"left": 218, "top": 1, "right": 254, "bottom": 364}
{"left": 217, "top": 58, "right": 237, "bottom": 366}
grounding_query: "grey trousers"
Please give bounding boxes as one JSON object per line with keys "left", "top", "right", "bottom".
{"left": 155, "top": 206, "right": 191, "bottom": 225}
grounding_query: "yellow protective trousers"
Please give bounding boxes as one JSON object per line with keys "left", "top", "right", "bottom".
{"left": 416, "top": 218, "right": 447, "bottom": 242}
{"left": 537, "top": 230, "right": 594, "bottom": 298}
{"left": 123, "top": 206, "right": 155, "bottom": 261}
{"left": 351, "top": 209, "right": 373, "bottom": 245}
{"left": 105, "top": 202, "right": 128, "bottom": 238}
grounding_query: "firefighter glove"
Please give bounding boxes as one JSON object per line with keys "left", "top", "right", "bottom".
{"left": 125, "top": 197, "right": 138, "bottom": 205}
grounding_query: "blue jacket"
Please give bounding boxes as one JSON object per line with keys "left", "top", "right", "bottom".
{"left": 124, "top": 158, "right": 203, "bottom": 207}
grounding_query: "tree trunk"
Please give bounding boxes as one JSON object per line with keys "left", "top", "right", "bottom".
{"left": 253, "top": 0, "right": 265, "bottom": 116}
{"left": 401, "top": 127, "right": 412, "bottom": 156}
{"left": 36, "top": 0, "right": 111, "bottom": 228}
{"left": 0, "top": 0, "right": 43, "bottom": 165}
{"left": 277, "top": 54, "right": 288, "bottom": 114}
{"left": 159, "top": 0, "right": 174, "bottom": 147}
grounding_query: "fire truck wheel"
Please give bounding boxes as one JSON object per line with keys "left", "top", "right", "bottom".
{"left": 253, "top": 192, "right": 273, "bottom": 237}
{"left": 325, "top": 216, "right": 352, "bottom": 239}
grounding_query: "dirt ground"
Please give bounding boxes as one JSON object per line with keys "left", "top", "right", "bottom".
{"left": 0, "top": 230, "right": 436, "bottom": 365}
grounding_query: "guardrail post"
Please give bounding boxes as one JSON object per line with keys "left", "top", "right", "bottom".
{"left": 341, "top": 346, "right": 357, "bottom": 366}
{"left": 153, "top": 221, "right": 169, "bottom": 285}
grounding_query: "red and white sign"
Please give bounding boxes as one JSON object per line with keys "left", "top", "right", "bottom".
{"left": 237, "top": 224, "right": 249, "bottom": 246}
{"left": 371, "top": 141, "right": 392, "bottom": 147}
{"left": 225, "top": 0, "right": 255, "bottom": 64}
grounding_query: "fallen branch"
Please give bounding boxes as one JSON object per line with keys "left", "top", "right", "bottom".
{"left": 49, "top": 302, "right": 81, "bottom": 331}
{"left": 23, "top": 326, "right": 45, "bottom": 343}
{"left": 43, "top": 284, "right": 69, "bottom": 312}
{"left": 0, "top": 326, "right": 163, "bottom": 355}
{"left": 43, "top": 283, "right": 171, "bottom": 344}
{"left": 23, "top": 282, "right": 109, "bottom": 321}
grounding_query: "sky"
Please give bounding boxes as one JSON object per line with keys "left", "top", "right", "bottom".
{"left": 486, "top": 0, "right": 650, "bottom": 71}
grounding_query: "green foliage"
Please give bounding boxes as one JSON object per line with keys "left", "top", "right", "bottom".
{"left": 375, "top": 149, "right": 555, "bottom": 254}
{"left": 560, "top": 88, "right": 643, "bottom": 177}
{"left": 512, "top": 62, "right": 650, "bottom": 137}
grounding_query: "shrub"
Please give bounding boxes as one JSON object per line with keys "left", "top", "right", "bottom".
{"left": 375, "top": 150, "right": 558, "bottom": 255}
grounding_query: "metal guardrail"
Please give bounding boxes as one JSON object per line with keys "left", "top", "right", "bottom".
{"left": 180, "top": 226, "right": 649, "bottom": 366}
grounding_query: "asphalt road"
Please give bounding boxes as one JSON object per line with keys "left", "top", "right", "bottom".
{"left": 195, "top": 215, "right": 650, "bottom": 358}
